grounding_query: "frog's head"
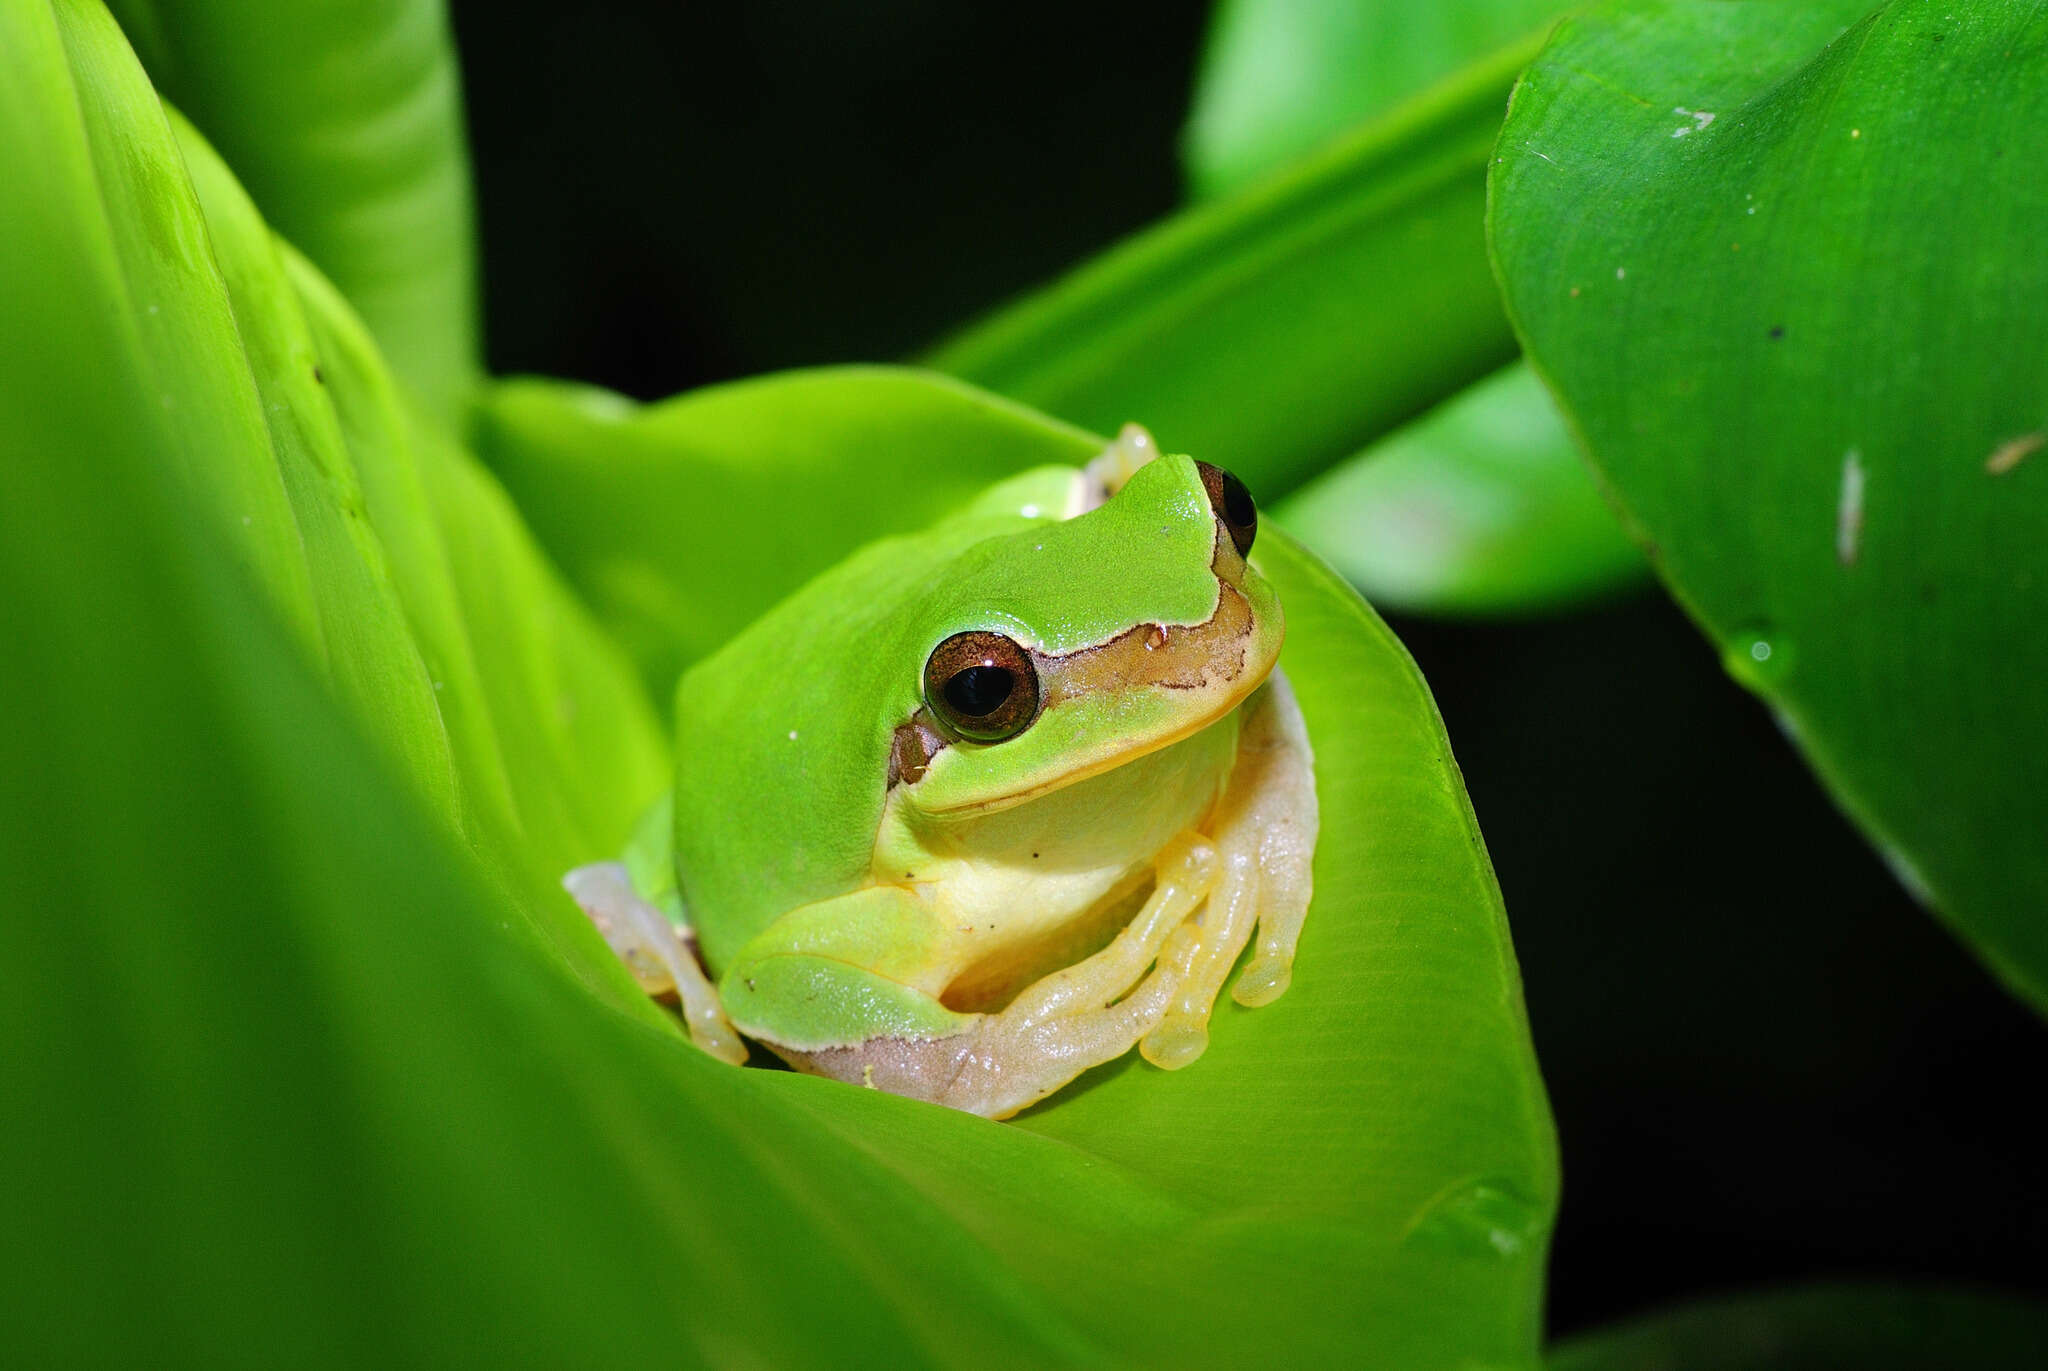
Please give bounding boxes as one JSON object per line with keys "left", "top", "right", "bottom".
{"left": 893, "top": 452, "right": 1282, "bottom": 815}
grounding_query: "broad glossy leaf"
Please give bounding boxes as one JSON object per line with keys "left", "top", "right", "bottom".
{"left": 478, "top": 370, "right": 1560, "bottom": 1360}
{"left": 2, "top": 471, "right": 1557, "bottom": 1367}
{"left": 927, "top": 38, "right": 1537, "bottom": 499}
{"left": 108, "top": 0, "right": 479, "bottom": 419}
{"left": 1491, "top": 0, "right": 2048, "bottom": 1008}
{"left": 1187, "top": 0, "right": 1567, "bottom": 197}
{"left": 1551, "top": 1283, "right": 2048, "bottom": 1370}
{"left": 1277, "top": 362, "right": 1645, "bottom": 615}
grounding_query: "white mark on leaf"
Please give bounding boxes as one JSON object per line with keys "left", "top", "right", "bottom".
{"left": 1985, "top": 432, "right": 2044, "bottom": 475}
{"left": 1671, "top": 107, "right": 1716, "bottom": 138}
{"left": 1836, "top": 449, "right": 1865, "bottom": 566}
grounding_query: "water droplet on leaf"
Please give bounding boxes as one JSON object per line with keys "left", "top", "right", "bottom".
{"left": 1405, "top": 1178, "right": 1545, "bottom": 1262}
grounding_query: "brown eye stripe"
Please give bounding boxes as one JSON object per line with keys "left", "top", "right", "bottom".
{"left": 1036, "top": 581, "right": 1252, "bottom": 707}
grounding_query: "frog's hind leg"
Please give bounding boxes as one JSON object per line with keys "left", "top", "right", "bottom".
{"left": 802, "top": 834, "right": 1218, "bottom": 1119}
{"left": 1141, "top": 669, "right": 1318, "bottom": 1070}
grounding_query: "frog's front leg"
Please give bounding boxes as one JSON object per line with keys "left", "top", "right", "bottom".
{"left": 563, "top": 862, "right": 750, "bottom": 1065}
{"left": 1141, "top": 669, "right": 1318, "bottom": 1069}
{"left": 726, "top": 835, "right": 1219, "bottom": 1119}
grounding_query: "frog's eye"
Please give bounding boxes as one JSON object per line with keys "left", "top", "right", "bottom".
{"left": 924, "top": 631, "right": 1041, "bottom": 743}
{"left": 1195, "top": 460, "right": 1257, "bottom": 556}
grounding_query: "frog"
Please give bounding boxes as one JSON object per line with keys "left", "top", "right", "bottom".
{"left": 566, "top": 425, "right": 1318, "bottom": 1119}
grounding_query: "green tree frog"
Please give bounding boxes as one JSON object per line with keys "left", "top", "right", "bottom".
{"left": 567, "top": 426, "right": 1317, "bottom": 1119}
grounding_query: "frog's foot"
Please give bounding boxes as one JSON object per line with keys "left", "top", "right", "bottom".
{"left": 564, "top": 862, "right": 750, "bottom": 1065}
{"left": 797, "top": 834, "right": 1219, "bottom": 1119}
{"left": 1141, "top": 669, "right": 1319, "bottom": 1070}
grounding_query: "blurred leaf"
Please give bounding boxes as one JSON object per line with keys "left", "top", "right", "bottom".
{"left": 1491, "top": 0, "right": 2048, "bottom": 1008}
{"left": 476, "top": 369, "right": 1103, "bottom": 692}
{"left": 1182, "top": 5, "right": 1637, "bottom": 617}
{"left": 1277, "top": 362, "right": 1646, "bottom": 615}
{"left": 108, "top": 0, "right": 479, "bottom": 419}
{"left": 927, "top": 37, "right": 1538, "bottom": 499}
{"left": 1187, "top": 0, "right": 1567, "bottom": 197}
{"left": 1550, "top": 1283, "right": 2048, "bottom": 1370}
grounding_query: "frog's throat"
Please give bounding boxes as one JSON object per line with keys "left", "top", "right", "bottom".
{"left": 889, "top": 567, "right": 1281, "bottom": 814}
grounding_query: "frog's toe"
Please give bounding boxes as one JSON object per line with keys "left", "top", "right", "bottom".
{"left": 1229, "top": 831, "right": 1313, "bottom": 1010}
{"left": 1141, "top": 669, "right": 1319, "bottom": 1059}
{"left": 1139, "top": 848, "right": 1259, "bottom": 1069}
{"left": 1233, "top": 951, "right": 1295, "bottom": 1007}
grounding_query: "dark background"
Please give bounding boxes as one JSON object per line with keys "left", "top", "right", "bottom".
{"left": 449, "top": 1, "right": 2048, "bottom": 1338}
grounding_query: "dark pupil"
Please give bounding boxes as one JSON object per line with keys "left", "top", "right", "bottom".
{"left": 1221, "top": 470, "right": 1255, "bottom": 529}
{"left": 945, "top": 665, "right": 1014, "bottom": 718}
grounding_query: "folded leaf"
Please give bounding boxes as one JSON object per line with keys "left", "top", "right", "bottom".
{"left": 1491, "top": 0, "right": 2048, "bottom": 1010}
{"left": 5, "top": 0, "right": 666, "bottom": 1010}
{"left": 479, "top": 365, "right": 1562, "bottom": 1361}
{"left": 107, "top": 0, "right": 479, "bottom": 419}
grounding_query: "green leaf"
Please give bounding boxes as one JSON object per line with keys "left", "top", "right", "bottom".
{"left": 477, "top": 372, "right": 1560, "bottom": 1359}
{"left": 1490, "top": 0, "right": 2048, "bottom": 1008}
{"left": 475, "top": 369, "right": 1103, "bottom": 693}
{"left": 1277, "top": 362, "right": 1646, "bottom": 615}
{"left": 1550, "top": 1283, "right": 2048, "bottom": 1370}
{"left": 927, "top": 37, "right": 1539, "bottom": 499}
{"left": 107, "top": 0, "right": 479, "bottom": 419}
{"left": 5, "top": 6, "right": 1553, "bottom": 1362}
{"left": 3, "top": 0, "right": 663, "bottom": 1009}
{"left": 2, "top": 460, "right": 1559, "bottom": 1365}
{"left": 171, "top": 102, "right": 465, "bottom": 831}
{"left": 1187, "top": 0, "right": 1568, "bottom": 197}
